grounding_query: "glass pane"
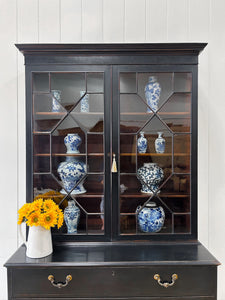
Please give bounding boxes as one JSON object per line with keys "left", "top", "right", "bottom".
{"left": 158, "top": 93, "right": 191, "bottom": 133}
{"left": 33, "top": 94, "right": 67, "bottom": 132}
{"left": 33, "top": 71, "right": 105, "bottom": 237}
{"left": 174, "top": 214, "right": 191, "bottom": 233}
{"left": 174, "top": 134, "right": 191, "bottom": 173}
{"left": 51, "top": 73, "right": 86, "bottom": 111}
{"left": 33, "top": 73, "right": 49, "bottom": 92}
{"left": 137, "top": 73, "right": 173, "bottom": 112}
{"left": 174, "top": 73, "right": 192, "bottom": 92}
{"left": 33, "top": 135, "right": 50, "bottom": 172}
{"left": 120, "top": 73, "right": 136, "bottom": 93}
{"left": 87, "top": 73, "right": 104, "bottom": 93}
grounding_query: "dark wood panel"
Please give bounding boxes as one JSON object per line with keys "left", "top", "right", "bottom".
{"left": 12, "top": 265, "right": 216, "bottom": 298}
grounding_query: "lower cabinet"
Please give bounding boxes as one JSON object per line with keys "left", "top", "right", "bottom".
{"left": 5, "top": 244, "right": 219, "bottom": 300}
{"left": 8, "top": 265, "right": 217, "bottom": 299}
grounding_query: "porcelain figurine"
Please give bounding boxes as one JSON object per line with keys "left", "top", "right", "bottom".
{"left": 51, "top": 90, "right": 62, "bottom": 112}
{"left": 137, "top": 162, "right": 164, "bottom": 194}
{"left": 144, "top": 76, "right": 161, "bottom": 112}
{"left": 136, "top": 202, "right": 165, "bottom": 233}
{"left": 137, "top": 131, "right": 147, "bottom": 153}
{"left": 80, "top": 91, "right": 89, "bottom": 112}
{"left": 64, "top": 200, "right": 80, "bottom": 234}
{"left": 155, "top": 132, "right": 165, "bottom": 153}
{"left": 57, "top": 133, "right": 86, "bottom": 194}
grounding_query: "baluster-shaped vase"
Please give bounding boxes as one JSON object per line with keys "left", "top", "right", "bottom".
{"left": 64, "top": 200, "right": 80, "bottom": 234}
{"left": 155, "top": 132, "right": 165, "bottom": 154}
{"left": 145, "top": 76, "right": 161, "bottom": 113}
{"left": 137, "top": 131, "right": 147, "bottom": 153}
{"left": 57, "top": 133, "right": 86, "bottom": 194}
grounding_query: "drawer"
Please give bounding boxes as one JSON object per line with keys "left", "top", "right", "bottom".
{"left": 11, "top": 265, "right": 217, "bottom": 298}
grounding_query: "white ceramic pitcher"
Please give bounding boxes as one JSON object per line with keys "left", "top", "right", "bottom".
{"left": 19, "top": 225, "right": 53, "bottom": 258}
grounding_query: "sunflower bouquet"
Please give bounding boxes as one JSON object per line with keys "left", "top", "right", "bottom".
{"left": 18, "top": 199, "right": 64, "bottom": 230}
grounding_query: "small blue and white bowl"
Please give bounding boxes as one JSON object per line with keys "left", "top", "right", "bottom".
{"left": 136, "top": 202, "right": 165, "bottom": 233}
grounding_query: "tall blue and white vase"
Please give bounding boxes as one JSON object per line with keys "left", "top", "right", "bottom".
{"left": 80, "top": 91, "right": 89, "bottom": 112}
{"left": 64, "top": 200, "right": 80, "bottom": 234}
{"left": 136, "top": 202, "right": 165, "bottom": 233}
{"left": 137, "top": 131, "right": 147, "bottom": 153}
{"left": 57, "top": 133, "right": 87, "bottom": 195}
{"left": 137, "top": 162, "right": 164, "bottom": 194}
{"left": 144, "top": 76, "right": 161, "bottom": 113}
{"left": 51, "top": 90, "right": 62, "bottom": 112}
{"left": 155, "top": 132, "right": 165, "bottom": 154}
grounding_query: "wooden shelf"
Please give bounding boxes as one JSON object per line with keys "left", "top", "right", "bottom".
{"left": 120, "top": 112, "right": 190, "bottom": 116}
{"left": 120, "top": 192, "right": 189, "bottom": 198}
{"left": 35, "top": 153, "right": 104, "bottom": 157}
{"left": 35, "top": 112, "right": 104, "bottom": 116}
{"left": 120, "top": 153, "right": 189, "bottom": 157}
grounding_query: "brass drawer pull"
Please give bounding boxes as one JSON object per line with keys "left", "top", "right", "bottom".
{"left": 48, "top": 275, "right": 72, "bottom": 288}
{"left": 154, "top": 273, "right": 178, "bottom": 288}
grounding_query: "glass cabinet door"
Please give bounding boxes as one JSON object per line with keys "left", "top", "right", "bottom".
{"left": 116, "top": 69, "right": 193, "bottom": 238}
{"left": 31, "top": 67, "right": 111, "bottom": 240}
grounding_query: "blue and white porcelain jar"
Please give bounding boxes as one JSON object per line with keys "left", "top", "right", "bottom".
{"left": 137, "top": 162, "right": 164, "bottom": 194}
{"left": 144, "top": 76, "right": 161, "bottom": 113}
{"left": 136, "top": 202, "right": 165, "bottom": 233}
{"left": 57, "top": 133, "right": 86, "bottom": 195}
{"left": 155, "top": 132, "right": 165, "bottom": 154}
{"left": 64, "top": 200, "right": 80, "bottom": 234}
{"left": 137, "top": 131, "right": 147, "bottom": 153}
{"left": 80, "top": 91, "right": 89, "bottom": 112}
{"left": 51, "top": 90, "right": 62, "bottom": 112}
{"left": 64, "top": 133, "right": 82, "bottom": 154}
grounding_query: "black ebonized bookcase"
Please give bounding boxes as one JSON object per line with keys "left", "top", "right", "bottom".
{"left": 5, "top": 43, "right": 219, "bottom": 300}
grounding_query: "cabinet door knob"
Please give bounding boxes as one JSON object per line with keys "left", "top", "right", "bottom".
{"left": 154, "top": 273, "right": 178, "bottom": 288}
{"left": 48, "top": 274, "right": 72, "bottom": 288}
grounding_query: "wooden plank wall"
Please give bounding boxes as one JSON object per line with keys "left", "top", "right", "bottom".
{"left": 0, "top": 0, "right": 224, "bottom": 299}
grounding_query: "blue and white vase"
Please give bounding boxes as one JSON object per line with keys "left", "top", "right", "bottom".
{"left": 64, "top": 200, "right": 80, "bottom": 234}
{"left": 64, "top": 133, "right": 82, "bottom": 154}
{"left": 80, "top": 91, "right": 89, "bottom": 112}
{"left": 57, "top": 133, "right": 86, "bottom": 195}
{"left": 145, "top": 76, "right": 161, "bottom": 113}
{"left": 51, "top": 90, "right": 62, "bottom": 112}
{"left": 136, "top": 202, "right": 165, "bottom": 233}
{"left": 137, "top": 131, "right": 147, "bottom": 153}
{"left": 137, "top": 162, "right": 164, "bottom": 194}
{"left": 155, "top": 132, "right": 165, "bottom": 154}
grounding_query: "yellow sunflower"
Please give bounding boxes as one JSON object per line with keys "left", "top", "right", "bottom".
{"left": 56, "top": 207, "right": 64, "bottom": 229}
{"left": 40, "top": 210, "right": 57, "bottom": 230}
{"left": 18, "top": 203, "right": 33, "bottom": 224}
{"left": 26, "top": 212, "right": 40, "bottom": 226}
{"left": 43, "top": 199, "right": 57, "bottom": 212}
{"left": 31, "top": 199, "right": 43, "bottom": 212}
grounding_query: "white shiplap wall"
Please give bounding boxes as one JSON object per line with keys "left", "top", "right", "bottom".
{"left": 1, "top": 0, "right": 225, "bottom": 299}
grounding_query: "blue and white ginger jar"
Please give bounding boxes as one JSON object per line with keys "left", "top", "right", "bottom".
{"left": 136, "top": 202, "right": 165, "bottom": 233}
{"left": 64, "top": 200, "right": 80, "bottom": 234}
{"left": 155, "top": 132, "right": 165, "bottom": 154}
{"left": 80, "top": 91, "right": 89, "bottom": 112}
{"left": 145, "top": 76, "right": 161, "bottom": 113}
{"left": 57, "top": 133, "right": 86, "bottom": 195}
{"left": 137, "top": 162, "right": 164, "bottom": 194}
{"left": 137, "top": 131, "right": 147, "bottom": 153}
{"left": 51, "top": 90, "right": 62, "bottom": 112}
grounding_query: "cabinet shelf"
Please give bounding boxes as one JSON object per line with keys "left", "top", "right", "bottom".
{"left": 120, "top": 112, "right": 190, "bottom": 116}
{"left": 120, "top": 192, "right": 189, "bottom": 198}
{"left": 35, "top": 112, "right": 104, "bottom": 116}
{"left": 120, "top": 153, "right": 189, "bottom": 157}
{"left": 35, "top": 153, "right": 104, "bottom": 157}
